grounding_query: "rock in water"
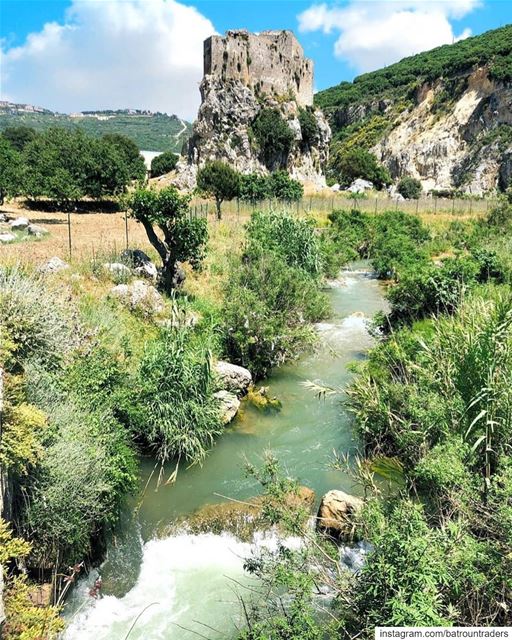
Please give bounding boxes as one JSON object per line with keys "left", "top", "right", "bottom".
{"left": 175, "top": 29, "right": 331, "bottom": 189}
{"left": 214, "top": 390, "right": 241, "bottom": 424}
{"left": 214, "top": 361, "right": 252, "bottom": 395}
{"left": 317, "top": 490, "right": 363, "bottom": 539}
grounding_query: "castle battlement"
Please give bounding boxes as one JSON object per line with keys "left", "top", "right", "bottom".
{"left": 204, "top": 29, "right": 313, "bottom": 107}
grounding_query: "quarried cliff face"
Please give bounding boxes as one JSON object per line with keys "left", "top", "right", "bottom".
{"left": 373, "top": 68, "right": 512, "bottom": 195}
{"left": 175, "top": 30, "right": 330, "bottom": 189}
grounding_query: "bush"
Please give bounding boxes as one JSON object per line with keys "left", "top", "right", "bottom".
{"left": 397, "top": 176, "right": 422, "bottom": 199}
{"left": 223, "top": 212, "right": 328, "bottom": 378}
{"left": 239, "top": 173, "right": 270, "bottom": 203}
{"left": 267, "top": 170, "right": 303, "bottom": 202}
{"left": 151, "top": 149, "right": 179, "bottom": 177}
{"left": 332, "top": 147, "right": 391, "bottom": 189}
{"left": 125, "top": 329, "right": 222, "bottom": 465}
{"left": 0, "top": 136, "right": 21, "bottom": 205}
{"left": 251, "top": 108, "right": 295, "bottom": 170}
{"left": 298, "top": 107, "right": 319, "bottom": 147}
{"left": 371, "top": 211, "right": 430, "bottom": 278}
{"left": 101, "top": 133, "right": 146, "bottom": 181}
{"left": 246, "top": 211, "right": 321, "bottom": 277}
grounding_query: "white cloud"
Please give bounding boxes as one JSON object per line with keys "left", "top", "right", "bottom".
{"left": 298, "top": 0, "right": 481, "bottom": 73}
{"left": 0, "top": 0, "right": 216, "bottom": 120}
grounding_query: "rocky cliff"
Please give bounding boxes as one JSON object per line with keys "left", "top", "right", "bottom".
{"left": 176, "top": 30, "right": 330, "bottom": 189}
{"left": 316, "top": 25, "right": 512, "bottom": 195}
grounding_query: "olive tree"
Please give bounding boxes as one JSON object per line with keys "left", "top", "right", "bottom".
{"left": 127, "top": 186, "right": 208, "bottom": 292}
{"left": 197, "top": 160, "right": 240, "bottom": 220}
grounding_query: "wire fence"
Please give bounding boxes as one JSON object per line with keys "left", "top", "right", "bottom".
{"left": 187, "top": 195, "right": 497, "bottom": 219}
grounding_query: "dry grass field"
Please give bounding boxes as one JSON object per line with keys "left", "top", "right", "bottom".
{"left": 0, "top": 197, "right": 484, "bottom": 273}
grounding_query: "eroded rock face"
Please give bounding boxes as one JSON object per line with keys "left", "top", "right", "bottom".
{"left": 175, "top": 30, "right": 331, "bottom": 189}
{"left": 317, "top": 489, "right": 363, "bottom": 539}
{"left": 372, "top": 69, "right": 512, "bottom": 195}
{"left": 214, "top": 360, "right": 252, "bottom": 395}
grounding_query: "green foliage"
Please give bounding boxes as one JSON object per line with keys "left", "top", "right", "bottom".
{"left": 4, "top": 575, "right": 64, "bottom": 640}
{"left": 0, "top": 110, "right": 191, "bottom": 153}
{"left": 0, "top": 135, "right": 22, "bottom": 204}
{"left": 150, "top": 149, "right": 179, "bottom": 177}
{"left": 316, "top": 25, "right": 512, "bottom": 112}
{"left": 322, "top": 209, "right": 373, "bottom": 276}
{"left": 197, "top": 160, "right": 240, "bottom": 219}
{"left": 0, "top": 519, "right": 32, "bottom": 564}
{"left": 1, "top": 125, "right": 37, "bottom": 152}
{"left": 127, "top": 186, "right": 207, "bottom": 291}
{"left": 267, "top": 170, "right": 304, "bottom": 202}
{"left": 298, "top": 107, "right": 319, "bottom": 147}
{"left": 123, "top": 329, "right": 222, "bottom": 465}
{"left": 397, "top": 176, "right": 422, "bottom": 200}
{"left": 223, "top": 212, "right": 328, "bottom": 378}
{"left": 20, "top": 127, "right": 134, "bottom": 207}
{"left": 246, "top": 211, "right": 321, "bottom": 277}
{"left": 251, "top": 108, "right": 295, "bottom": 170}
{"left": 101, "top": 132, "right": 146, "bottom": 181}
{"left": 371, "top": 210, "right": 430, "bottom": 278}
{"left": 0, "top": 268, "right": 78, "bottom": 371}
{"left": 239, "top": 173, "right": 270, "bottom": 203}
{"left": 239, "top": 171, "right": 303, "bottom": 203}
{"left": 332, "top": 147, "right": 391, "bottom": 189}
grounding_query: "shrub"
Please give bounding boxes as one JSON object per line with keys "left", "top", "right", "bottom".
{"left": 251, "top": 108, "right": 295, "bottom": 170}
{"left": 0, "top": 135, "right": 21, "bottom": 205}
{"left": 397, "top": 176, "right": 422, "bottom": 200}
{"left": 151, "top": 149, "right": 179, "bottom": 177}
{"left": 197, "top": 160, "right": 240, "bottom": 219}
{"left": 246, "top": 211, "right": 321, "bottom": 277}
{"left": 1, "top": 125, "right": 37, "bottom": 152}
{"left": 267, "top": 170, "right": 304, "bottom": 202}
{"left": 332, "top": 147, "right": 391, "bottom": 189}
{"left": 239, "top": 173, "right": 270, "bottom": 203}
{"left": 371, "top": 211, "right": 430, "bottom": 278}
{"left": 298, "top": 107, "right": 319, "bottom": 147}
{"left": 125, "top": 329, "right": 222, "bottom": 465}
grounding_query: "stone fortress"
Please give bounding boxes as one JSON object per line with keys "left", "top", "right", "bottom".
{"left": 175, "top": 29, "right": 330, "bottom": 189}
{"left": 203, "top": 30, "right": 314, "bottom": 107}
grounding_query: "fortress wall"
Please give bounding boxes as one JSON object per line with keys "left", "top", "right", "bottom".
{"left": 204, "top": 29, "right": 313, "bottom": 106}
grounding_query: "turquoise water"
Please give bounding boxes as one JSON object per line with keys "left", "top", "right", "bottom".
{"left": 63, "top": 268, "right": 387, "bottom": 640}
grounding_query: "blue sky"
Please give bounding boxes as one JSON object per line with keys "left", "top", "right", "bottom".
{"left": 1, "top": 1, "right": 510, "bottom": 119}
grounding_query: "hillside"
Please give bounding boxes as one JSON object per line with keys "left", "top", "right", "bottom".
{"left": 0, "top": 103, "right": 192, "bottom": 153}
{"left": 315, "top": 25, "right": 512, "bottom": 194}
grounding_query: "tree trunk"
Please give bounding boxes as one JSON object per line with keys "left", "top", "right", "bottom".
{"left": 159, "top": 259, "right": 185, "bottom": 294}
{"left": 215, "top": 198, "right": 222, "bottom": 221}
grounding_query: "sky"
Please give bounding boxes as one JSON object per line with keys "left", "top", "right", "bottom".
{"left": 0, "top": 0, "right": 510, "bottom": 120}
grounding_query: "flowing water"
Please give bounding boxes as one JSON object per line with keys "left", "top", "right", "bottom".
{"left": 63, "top": 267, "right": 387, "bottom": 640}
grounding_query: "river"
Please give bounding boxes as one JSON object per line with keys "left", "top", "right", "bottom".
{"left": 62, "top": 266, "right": 387, "bottom": 640}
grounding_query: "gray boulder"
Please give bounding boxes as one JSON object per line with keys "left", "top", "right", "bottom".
{"left": 27, "top": 224, "right": 48, "bottom": 237}
{"left": 39, "top": 256, "right": 69, "bottom": 273}
{"left": 214, "top": 390, "right": 241, "bottom": 425}
{"left": 9, "top": 217, "right": 29, "bottom": 230}
{"left": 0, "top": 233, "right": 15, "bottom": 244}
{"left": 111, "top": 280, "right": 164, "bottom": 316}
{"left": 214, "top": 361, "right": 252, "bottom": 395}
{"left": 134, "top": 262, "right": 158, "bottom": 281}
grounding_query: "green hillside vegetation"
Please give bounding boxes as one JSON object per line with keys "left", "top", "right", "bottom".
{"left": 0, "top": 109, "right": 192, "bottom": 153}
{"left": 315, "top": 24, "right": 512, "bottom": 114}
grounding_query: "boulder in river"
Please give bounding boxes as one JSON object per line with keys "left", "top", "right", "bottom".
{"left": 214, "top": 390, "right": 240, "bottom": 425}
{"left": 317, "top": 489, "right": 363, "bottom": 540}
{"left": 214, "top": 361, "right": 252, "bottom": 395}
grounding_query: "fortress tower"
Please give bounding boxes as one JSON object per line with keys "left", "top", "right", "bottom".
{"left": 203, "top": 29, "right": 314, "bottom": 107}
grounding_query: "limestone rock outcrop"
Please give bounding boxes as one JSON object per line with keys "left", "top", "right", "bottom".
{"left": 214, "top": 360, "right": 252, "bottom": 395}
{"left": 175, "top": 30, "right": 330, "bottom": 189}
{"left": 371, "top": 68, "right": 512, "bottom": 195}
